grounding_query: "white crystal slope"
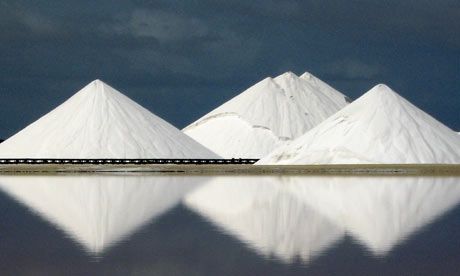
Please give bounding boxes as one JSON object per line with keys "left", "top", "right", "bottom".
{"left": 0, "top": 80, "right": 219, "bottom": 158}
{"left": 259, "top": 84, "right": 460, "bottom": 164}
{"left": 184, "top": 72, "right": 349, "bottom": 158}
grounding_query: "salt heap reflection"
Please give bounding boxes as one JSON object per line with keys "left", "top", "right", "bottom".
{"left": 184, "top": 176, "right": 344, "bottom": 263}
{"left": 0, "top": 175, "right": 203, "bottom": 254}
{"left": 185, "top": 176, "right": 460, "bottom": 262}
{"left": 1, "top": 175, "right": 458, "bottom": 264}
{"left": 282, "top": 176, "right": 460, "bottom": 256}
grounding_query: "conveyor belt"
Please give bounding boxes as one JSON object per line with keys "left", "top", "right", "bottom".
{"left": 0, "top": 158, "right": 259, "bottom": 165}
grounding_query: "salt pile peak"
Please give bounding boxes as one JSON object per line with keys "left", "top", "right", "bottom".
{"left": 0, "top": 80, "right": 219, "bottom": 158}
{"left": 183, "top": 71, "right": 349, "bottom": 158}
{"left": 258, "top": 84, "right": 460, "bottom": 164}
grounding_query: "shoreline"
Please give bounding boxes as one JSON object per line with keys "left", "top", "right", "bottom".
{"left": 0, "top": 164, "right": 459, "bottom": 176}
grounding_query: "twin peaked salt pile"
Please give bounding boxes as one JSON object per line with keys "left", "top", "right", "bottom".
{"left": 258, "top": 84, "right": 460, "bottom": 164}
{"left": 183, "top": 72, "right": 349, "bottom": 158}
{"left": 0, "top": 80, "right": 219, "bottom": 158}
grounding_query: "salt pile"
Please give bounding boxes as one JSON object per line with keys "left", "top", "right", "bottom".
{"left": 184, "top": 177, "right": 343, "bottom": 263}
{"left": 0, "top": 175, "right": 203, "bottom": 254}
{"left": 258, "top": 84, "right": 460, "bottom": 164}
{"left": 0, "top": 80, "right": 219, "bottom": 158}
{"left": 183, "top": 72, "right": 349, "bottom": 158}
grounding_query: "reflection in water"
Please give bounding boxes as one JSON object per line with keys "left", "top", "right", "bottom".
{"left": 186, "top": 176, "right": 460, "bottom": 262}
{"left": 282, "top": 176, "right": 460, "bottom": 256}
{"left": 0, "top": 174, "right": 459, "bottom": 270}
{"left": 0, "top": 175, "right": 203, "bottom": 254}
{"left": 185, "top": 176, "right": 344, "bottom": 263}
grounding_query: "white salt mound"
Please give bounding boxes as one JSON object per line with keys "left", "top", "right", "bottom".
{"left": 258, "top": 84, "right": 460, "bottom": 164}
{"left": 0, "top": 80, "right": 219, "bottom": 158}
{"left": 183, "top": 72, "right": 349, "bottom": 158}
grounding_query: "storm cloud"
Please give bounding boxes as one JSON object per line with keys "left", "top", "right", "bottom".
{"left": 0, "top": 0, "right": 459, "bottom": 138}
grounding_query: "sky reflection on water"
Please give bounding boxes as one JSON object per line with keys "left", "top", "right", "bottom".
{"left": 0, "top": 175, "right": 459, "bottom": 275}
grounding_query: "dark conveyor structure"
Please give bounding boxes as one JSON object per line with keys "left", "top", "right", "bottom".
{"left": 0, "top": 159, "right": 259, "bottom": 165}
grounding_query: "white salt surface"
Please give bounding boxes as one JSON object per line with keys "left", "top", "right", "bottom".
{"left": 0, "top": 80, "right": 219, "bottom": 158}
{"left": 258, "top": 84, "right": 460, "bottom": 164}
{"left": 0, "top": 175, "right": 205, "bottom": 254}
{"left": 184, "top": 72, "right": 349, "bottom": 158}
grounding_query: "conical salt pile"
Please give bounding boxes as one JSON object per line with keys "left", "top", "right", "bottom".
{"left": 258, "top": 84, "right": 460, "bottom": 164}
{"left": 0, "top": 80, "right": 219, "bottom": 158}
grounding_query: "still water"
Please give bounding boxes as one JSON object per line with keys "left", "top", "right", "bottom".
{"left": 0, "top": 174, "right": 459, "bottom": 275}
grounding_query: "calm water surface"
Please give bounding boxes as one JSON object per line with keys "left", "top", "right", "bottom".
{"left": 0, "top": 174, "right": 459, "bottom": 275}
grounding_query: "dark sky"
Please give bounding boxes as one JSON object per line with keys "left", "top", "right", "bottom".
{"left": 1, "top": 0, "right": 459, "bottom": 138}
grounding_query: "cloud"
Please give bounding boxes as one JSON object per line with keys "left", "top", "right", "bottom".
{"left": 209, "top": 0, "right": 460, "bottom": 47}
{"left": 0, "top": 0, "right": 459, "bottom": 134}
{"left": 322, "top": 59, "right": 385, "bottom": 80}
{"left": 101, "top": 9, "right": 210, "bottom": 43}
{"left": 19, "top": 11, "right": 57, "bottom": 34}
{"left": 0, "top": 2, "right": 60, "bottom": 38}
